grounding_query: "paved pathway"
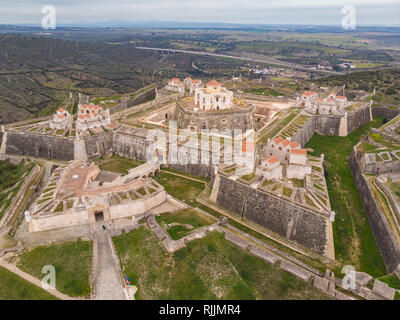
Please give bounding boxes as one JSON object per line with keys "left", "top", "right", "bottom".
{"left": 0, "top": 258, "right": 76, "bottom": 300}
{"left": 94, "top": 228, "right": 127, "bottom": 300}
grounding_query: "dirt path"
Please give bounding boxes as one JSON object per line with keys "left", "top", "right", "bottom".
{"left": 0, "top": 257, "right": 78, "bottom": 300}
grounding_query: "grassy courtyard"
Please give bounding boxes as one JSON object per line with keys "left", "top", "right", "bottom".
{"left": 113, "top": 226, "right": 330, "bottom": 300}
{"left": 15, "top": 239, "right": 93, "bottom": 298}
{"left": 98, "top": 155, "right": 144, "bottom": 174}
{"left": 306, "top": 118, "right": 387, "bottom": 277}
{"left": 155, "top": 208, "right": 215, "bottom": 240}
{"left": 156, "top": 171, "right": 206, "bottom": 204}
{"left": 0, "top": 266, "right": 57, "bottom": 300}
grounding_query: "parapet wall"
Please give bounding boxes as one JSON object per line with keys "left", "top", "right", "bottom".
{"left": 215, "top": 174, "right": 328, "bottom": 254}
{"left": 349, "top": 149, "right": 400, "bottom": 273}
{"left": 5, "top": 131, "right": 74, "bottom": 161}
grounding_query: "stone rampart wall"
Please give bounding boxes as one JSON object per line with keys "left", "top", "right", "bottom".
{"left": 347, "top": 104, "right": 372, "bottom": 134}
{"left": 5, "top": 132, "right": 74, "bottom": 161}
{"left": 215, "top": 174, "right": 327, "bottom": 254}
{"left": 349, "top": 150, "right": 400, "bottom": 273}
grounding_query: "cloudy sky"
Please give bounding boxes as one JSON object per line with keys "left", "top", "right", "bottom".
{"left": 0, "top": 0, "right": 399, "bottom": 26}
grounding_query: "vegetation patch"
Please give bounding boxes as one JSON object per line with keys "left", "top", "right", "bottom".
{"left": 0, "top": 266, "right": 57, "bottom": 300}
{"left": 306, "top": 118, "right": 387, "bottom": 277}
{"left": 378, "top": 274, "right": 400, "bottom": 290}
{"left": 16, "top": 239, "right": 93, "bottom": 298}
{"left": 113, "top": 227, "right": 330, "bottom": 300}
{"left": 155, "top": 208, "right": 215, "bottom": 240}
{"left": 99, "top": 155, "right": 144, "bottom": 174}
{"left": 156, "top": 171, "right": 205, "bottom": 205}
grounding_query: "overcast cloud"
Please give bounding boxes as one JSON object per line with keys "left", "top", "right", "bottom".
{"left": 0, "top": 0, "right": 399, "bottom": 26}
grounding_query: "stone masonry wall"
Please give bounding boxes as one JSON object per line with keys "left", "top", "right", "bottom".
{"left": 112, "top": 132, "right": 148, "bottom": 162}
{"left": 292, "top": 116, "right": 315, "bottom": 147}
{"left": 313, "top": 115, "right": 342, "bottom": 136}
{"left": 349, "top": 150, "right": 400, "bottom": 273}
{"left": 347, "top": 104, "right": 372, "bottom": 134}
{"left": 5, "top": 132, "right": 74, "bottom": 161}
{"left": 174, "top": 103, "right": 255, "bottom": 134}
{"left": 372, "top": 107, "right": 400, "bottom": 121}
{"left": 84, "top": 133, "right": 114, "bottom": 160}
{"left": 216, "top": 175, "right": 327, "bottom": 254}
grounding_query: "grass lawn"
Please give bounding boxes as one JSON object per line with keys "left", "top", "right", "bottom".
{"left": 15, "top": 239, "right": 93, "bottom": 298}
{"left": 378, "top": 274, "right": 400, "bottom": 290}
{"left": 0, "top": 266, "right": 57, "bottom": 300}
{"left": 306, "top": 118, "right": 387, "bottom": 277}
{"left": 155, "top": 171, "right": 205, "bottom": 205}
{"left": 113, "top": 227, "right": 331, "bottom": 300}
{"left": 98, "top": 155, "right": 144, "bottom": 174}
{"left": 155, "top": 208, "right": 215, "bottom": 240}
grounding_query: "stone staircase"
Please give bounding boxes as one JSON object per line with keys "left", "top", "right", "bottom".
{"left": 94, "top": 228, "right": 126, "bottom": 300}
{"left": 210, "top": 174, "right": 221, "bottom": 203}
{"left": 74, "top": 136, "right": 88, "bottom": 161}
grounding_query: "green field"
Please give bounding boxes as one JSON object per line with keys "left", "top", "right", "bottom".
{"left": 98, "top": 155, "right": 144, "bottom": 174}
{"left": 113, "top": 226, "right": 330, "bottom": 300}
{"left": 0, "top": 266, "right": 57, "bottom": 300}
{"left": 155, "top": 208, "right": 215, "bottom": 240}
{"left": 0, "top": 159, "right": 34, "bottom": 219}
{"left": 156, "top": 171, "right": 206, "bottom": 204}
{"left": 306, "top": 118, "right": 387, "bottom": 277}
{"left": 15, "top": 239, "right": 93, "bottom": 298}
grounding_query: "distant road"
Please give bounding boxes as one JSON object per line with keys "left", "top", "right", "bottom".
{"left": 135, "top": 46, "right": 344, "bottom": 76}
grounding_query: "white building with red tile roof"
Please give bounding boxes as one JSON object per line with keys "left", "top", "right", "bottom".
{"left": 261, "top": 137, "right": 311, "bottom": 180}
{"left": 190, "top": 79, "right": 202, "bottom": 93}
{"left": 287, "top": 148, "right": 311, "bottom": 179}
{"left": 165, "top": 78, "right": 185, "bottom": 94}
{"left": 76, "top": 103, "right": 111, "bottom": 132}
{"left": 296, "top": 90, "right": 349, "bottom": 114}
{"left": 50, "top": 107, "right": 72, "bottom": 130}
{"left": 194, "top": 80, "right": 233, "bottom": 110}
{"left": 257, "top": 156, "right": 283, "bottom": 180}
{"left": 263, "top": 136, "right": 300, "bottom": 164}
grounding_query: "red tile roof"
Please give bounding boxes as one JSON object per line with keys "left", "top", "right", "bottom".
{"left": 273, "top": 137, "right": 284, "bottom": 144}
{"left": 281, "top": 139, "right": 291, "bottom": 147}
{"left": 267, "top": 157, "right": 279, "bottom": 165}
{"left": 290, "top": 141, "right": 300, "bottom": 149}
{"left": 57, "top": 108, "right": 65, "bottom": 113}
{"left": 291, "top": 148, "right": 307, "bottom": 155}
{"left": 207, "top": 80, "right": 221, "bottom": 87}
{"left": 303, "top": 91, "right": 318, "bottom": 97}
